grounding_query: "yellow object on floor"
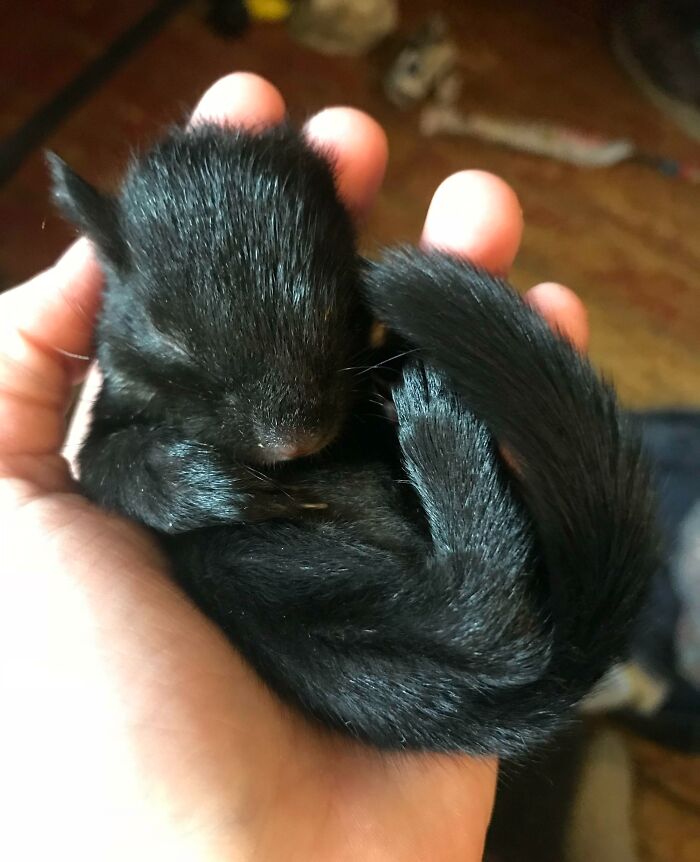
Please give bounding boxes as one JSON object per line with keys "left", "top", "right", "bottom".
{"left": 246, "top": 0, "right": 291, "bottom": 22}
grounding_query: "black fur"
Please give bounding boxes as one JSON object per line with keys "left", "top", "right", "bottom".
{"left": 49, "top": 124, "right": 370, "bottom": 531}
{"left": 165, "top": 253, "right": 658, "bottom": 754}
{"left": 51, "top": 125, "right": 658, "bottom": 755}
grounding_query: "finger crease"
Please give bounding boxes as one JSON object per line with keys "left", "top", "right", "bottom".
{"left": 16, "top": 326, "right": 80, "bottom": 374}
{"left": 0, "top": 384, "right": 66, "bottom": 411}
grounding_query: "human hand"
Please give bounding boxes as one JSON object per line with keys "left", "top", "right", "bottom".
{"left": 0, "top": 73, "right": 588, "bottom": 862}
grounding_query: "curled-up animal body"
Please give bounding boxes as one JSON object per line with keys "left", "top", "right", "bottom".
{"left": 166, "top": 247, "right": 658, "bottom": 756}
{"left": 50, "top": 118, "right": 657, "bottom": 755}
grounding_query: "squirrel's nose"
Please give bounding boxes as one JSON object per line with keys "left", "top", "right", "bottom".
{"left": 255, "top": 434, "right": 329, "bottom": 463}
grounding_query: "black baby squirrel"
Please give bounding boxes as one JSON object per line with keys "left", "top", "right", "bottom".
{"left": 49, "top": 124, "right": 371, "bottom": 531}
{"left": 49, "top": 122, "right": 658, "bottom": 756}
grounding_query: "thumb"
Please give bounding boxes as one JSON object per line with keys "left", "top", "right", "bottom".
{"left": 0, "top": 239, "right": 102, "bottom": 465}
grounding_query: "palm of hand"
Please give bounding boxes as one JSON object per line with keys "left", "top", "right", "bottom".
{"left": 5, "top": 464, "right": 494, "bottom": 860}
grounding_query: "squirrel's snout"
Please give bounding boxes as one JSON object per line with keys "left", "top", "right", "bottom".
{"left": 253, "top": 433, "right": 330, "bottom": 464}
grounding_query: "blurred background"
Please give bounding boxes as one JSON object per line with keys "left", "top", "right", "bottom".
{"left": 1, "top": 2, "right": 698, "bottom": 860}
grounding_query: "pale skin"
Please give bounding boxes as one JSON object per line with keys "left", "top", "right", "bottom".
{"left": 0, "top": 74, "right": 588, "bottom": 861}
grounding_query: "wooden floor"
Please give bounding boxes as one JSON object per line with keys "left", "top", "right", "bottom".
{"left": 2, "top": 1, "right": 699, "bottom": 858}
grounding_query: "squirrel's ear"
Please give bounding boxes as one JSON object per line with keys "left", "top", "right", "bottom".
{"left": 47, "top": 152, "right": 126, "bottom": 268}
